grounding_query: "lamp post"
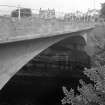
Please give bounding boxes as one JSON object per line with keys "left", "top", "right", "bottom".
{"left": 17, "top": 5, "right": 21, "bottom": 20}
{"left": 94, "top": 0, "right": 95, "bottom": 9}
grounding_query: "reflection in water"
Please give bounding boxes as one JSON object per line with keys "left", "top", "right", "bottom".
{"left": 0, "top": 75, "right": 88, "bottom": 105}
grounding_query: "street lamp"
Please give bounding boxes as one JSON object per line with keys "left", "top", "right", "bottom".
{"left": 17, "top": 5, "right": 21, "bottom": 20}
{"left": 94, "top": 0, "right": 96, "bottom": 9}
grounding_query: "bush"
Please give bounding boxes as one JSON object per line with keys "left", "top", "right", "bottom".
{"left": 61, "top": 27, "right": 105, "bottom": 105}
{"left": 61, "top": 66, "right": 105, "bottom": 105}
{"left": 100, "top": 3, "right": 105, "bottom": 19}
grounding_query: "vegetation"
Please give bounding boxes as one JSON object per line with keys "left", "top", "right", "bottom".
{"left": 62, "top": 65, "right": 105, "bottom": 105}
{"left": 61, "top": 26, "right": 105, "bottom": 105}
{"left": 100, "top": 3, "right": 105, "bottom": 19}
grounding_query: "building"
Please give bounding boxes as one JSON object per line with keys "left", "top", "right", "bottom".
{"left": 86, "top": 9, "right": 100, "bottom": 22}
{"left": 39, "top": 8, "right": 55, "bottom": 19}
{"left": 64, "top": 11, "right": 84, "bottom": 22}
{"left": 87, "top": 9, "right": 99, "bottom": 16}
{"left": 11, "top": 8, "right": 32, "bottom": 18}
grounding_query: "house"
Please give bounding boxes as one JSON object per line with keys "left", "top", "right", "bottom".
{"left": 11, "top": 8, "right": 32, "bottom": 18}
{"left": 39, "top": 8, "right": 55, "bottom": 19}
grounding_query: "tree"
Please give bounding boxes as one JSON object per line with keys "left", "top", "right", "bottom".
{"left": 61, "top": 27, "right": 105, "bottom": 105}
{"left": 100, "top": 3, "right": 105, "bottom": 19}
{"left": 62, "top": 66, "right": 105, "bottom": 105}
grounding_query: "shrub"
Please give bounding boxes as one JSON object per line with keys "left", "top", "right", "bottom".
{"left": 61, "top": 65, "right": 105, "bottom": 105}
{"left": 61, "top": 27, "right": 105, "bottom": 105}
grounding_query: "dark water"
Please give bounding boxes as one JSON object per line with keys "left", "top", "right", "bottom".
{"left": 0, "top": 71, "right": 88, "bottom": 105}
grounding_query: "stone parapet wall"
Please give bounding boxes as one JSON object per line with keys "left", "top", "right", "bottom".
{"left": 0, "top": 16, "right": 95, "bottom": 42}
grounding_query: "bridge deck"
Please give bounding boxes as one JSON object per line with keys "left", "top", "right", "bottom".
{"left": 0, "top": 16, "right": 95, "bottom": 44}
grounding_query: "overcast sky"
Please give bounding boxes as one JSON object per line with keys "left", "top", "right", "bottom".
{"left": 0, "top": 0, "right": 105, "bottom": 13}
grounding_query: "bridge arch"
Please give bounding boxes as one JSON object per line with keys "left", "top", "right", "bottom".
{"left": 0, "top": 29, "right": 92, "bottom": 90}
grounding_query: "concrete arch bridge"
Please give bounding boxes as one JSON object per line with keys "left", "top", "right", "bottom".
{"left": 0, "top": 16, "right": 96, "bottom": 90}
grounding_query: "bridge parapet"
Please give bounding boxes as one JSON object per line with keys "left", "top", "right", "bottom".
{"left": 0, "top": 16, "right": 96, "bottom": 43}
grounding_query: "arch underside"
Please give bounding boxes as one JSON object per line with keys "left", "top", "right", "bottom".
{"left": 0, "top": 29, "right": 92, "bottom": 90}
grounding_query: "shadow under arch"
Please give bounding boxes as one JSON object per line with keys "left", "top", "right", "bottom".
{"left": 18, "top": 34, "right": 90, "bottom": 77}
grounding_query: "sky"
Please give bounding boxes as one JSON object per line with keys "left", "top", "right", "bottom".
{"left": 0, "top": 0, "right": 105, "bottom": 14}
